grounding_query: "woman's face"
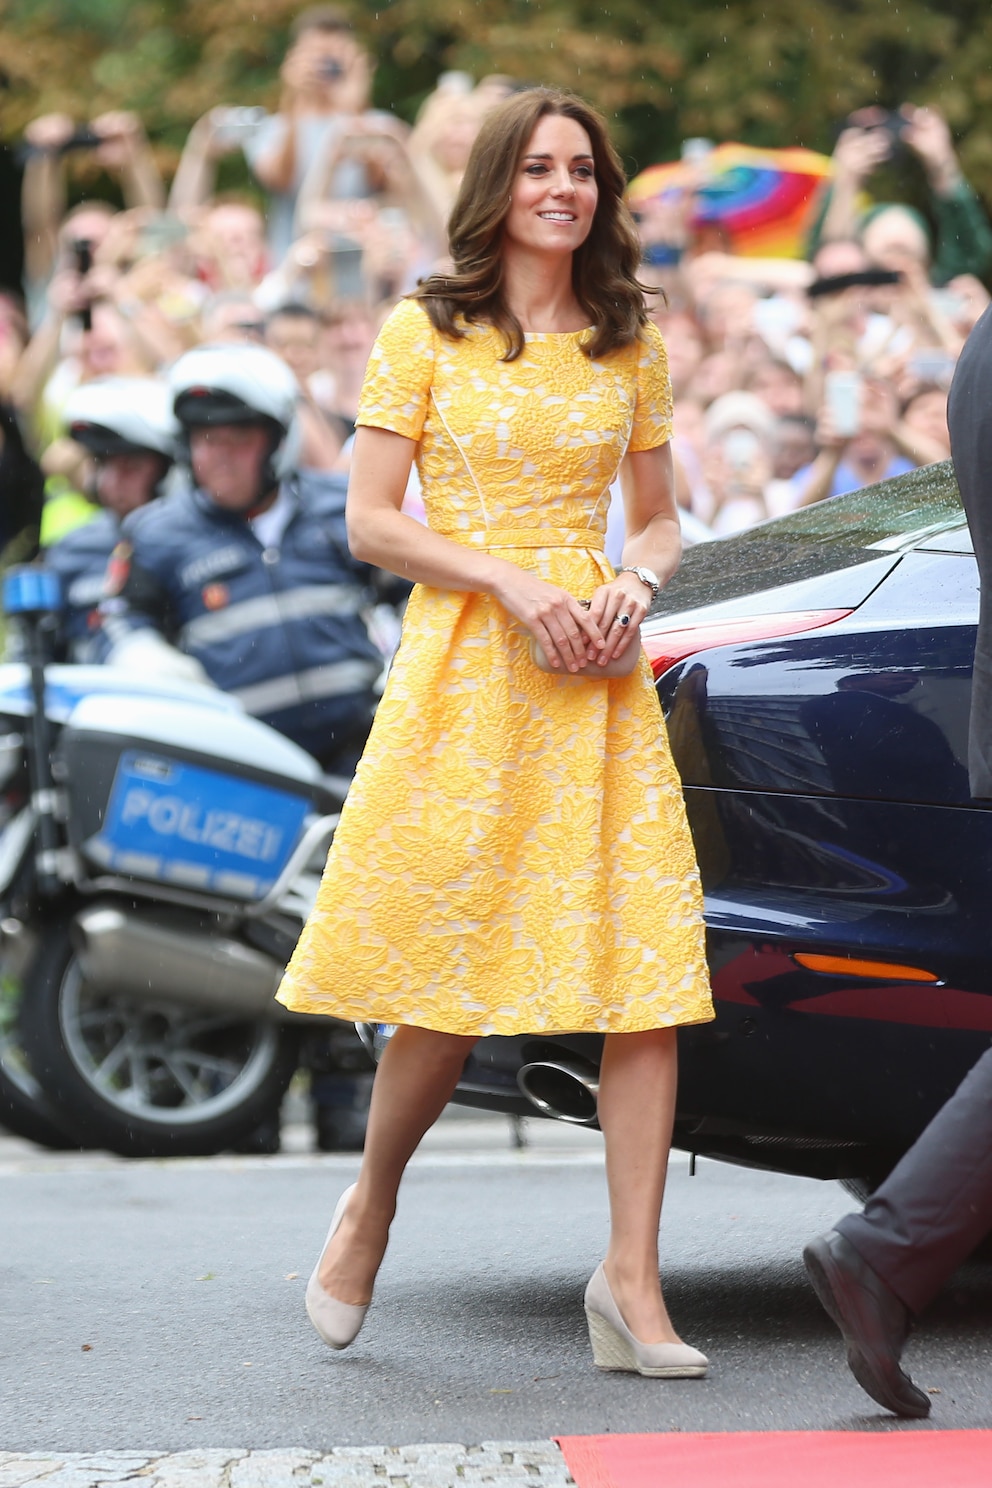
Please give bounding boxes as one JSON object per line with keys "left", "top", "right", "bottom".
{"left": 903, "top": 389, "right": 950, "bottom": 454}
{"left": 504, "top": 114, "right": 598, "bottom": 257}
{"left": 434, "top": 98, "right": 483, "bottom": 174}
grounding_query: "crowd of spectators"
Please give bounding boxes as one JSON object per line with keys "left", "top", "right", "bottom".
{"left": 2, "top": 4, "right": 991, "bottom": 557}
{"left": 645, "top": 103, "right": 991, "bottom": 534}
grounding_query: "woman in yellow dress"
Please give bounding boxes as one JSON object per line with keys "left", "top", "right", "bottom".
{"left": 277, "top": 87, "right": 715, "bottom": 1377}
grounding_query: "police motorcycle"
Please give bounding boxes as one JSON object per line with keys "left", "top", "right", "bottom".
{"left": 0, "top": 566, "right": 345, "bottom": 1157}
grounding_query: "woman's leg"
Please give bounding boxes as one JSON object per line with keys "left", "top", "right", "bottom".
{"left": 318, "top": 1025, "right": 477, "bottom": 1304}
{"left": 597, "top": 1026, "right": 682, "bottom": 1344}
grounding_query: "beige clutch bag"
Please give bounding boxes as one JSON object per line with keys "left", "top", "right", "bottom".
{"left": 528, "top": 632, "right": 641, "bottom": 678}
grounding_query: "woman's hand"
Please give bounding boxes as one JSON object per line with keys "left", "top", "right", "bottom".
{"left": 497, "top": 570, "right": 606, "bottom": 673}
{"left": 585, "top": 575, "right": 652, "bottom": 667}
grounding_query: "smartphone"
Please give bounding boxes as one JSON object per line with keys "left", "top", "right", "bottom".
{"left": 378, "top": 207, "right": 407, "bottom": 234}
{"left": 212, "top": 106, "right": 268, "bottom": 147}
{"left": 825, "top": 370, "right": 862, "bottom": 437}
{"left": 327, "top": 235, "right": 366, "bottom": 301}
{"left": 723, "top": 428, "right": 762, "bottom": 471}
{"left": 907, "top": 349, "right": 957, "bottom": 386}
{"left": 136, "top": 213, "right": 189, "bottom": 258}
{"left": 437, "top": 70, "right": 474, "bottom": 95}
{"left": 930, "top": 289, "right": 967, "bottom": 322}
{"left": 680, "top": 137, "right": 714, "bottom": 164}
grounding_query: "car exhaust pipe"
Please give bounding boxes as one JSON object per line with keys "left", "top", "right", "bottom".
{"left": 72, "top": 903, "right": 283, "bottom": 1018}
{"left": 517, "top": 1058, "right": 600, "bottom": 1126}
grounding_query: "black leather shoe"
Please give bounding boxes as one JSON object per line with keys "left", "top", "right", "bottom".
{"left": 803, "top": 1230, "right": 931, "bottom": 1418}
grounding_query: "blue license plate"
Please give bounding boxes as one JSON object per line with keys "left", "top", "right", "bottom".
{"left": 84, "top": 751, "right": 310, "bottom": 899}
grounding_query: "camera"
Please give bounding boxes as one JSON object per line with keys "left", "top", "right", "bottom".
{"left": 845, "top": 108, "right": 907, "bottom": 158}
{"left": 16, "top": 127, "right": 103, "bottom": 166}
{"left": 317, "top": 57, "right": 345, "bottom": 82}
{"left": 70, "top": 239, "right": 94, "bottom": 332}
{"left": 71, "top": 238, "right": 93, "bottom": 276}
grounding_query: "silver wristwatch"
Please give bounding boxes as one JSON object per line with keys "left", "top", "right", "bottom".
{"left": 619, "top": 565, "right": 660, "bottom": 603}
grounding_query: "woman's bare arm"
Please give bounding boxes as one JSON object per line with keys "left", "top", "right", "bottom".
{"left": 581, "top": 442, "right": 683, "bottom": 665}
{"left": 619, "top": 443, "right": 683, "bottom": 585}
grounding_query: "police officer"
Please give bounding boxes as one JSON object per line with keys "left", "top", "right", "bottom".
{"left": 99, "top": 343, "right": 385, "bottom": 773}
{"left": 44, "top": 378, "right": 178, "bottom": 662}
{"left": 97, "top": 343, "right": 393, "bottom": 1148}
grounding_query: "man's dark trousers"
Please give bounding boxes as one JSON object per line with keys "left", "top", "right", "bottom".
{"left": 836, "top": 1044, "right": 992, "bottom": 1313}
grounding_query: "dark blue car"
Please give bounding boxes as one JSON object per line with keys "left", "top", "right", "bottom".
{"left": 421, "top": 460, "right": 990, "bottom": 1189}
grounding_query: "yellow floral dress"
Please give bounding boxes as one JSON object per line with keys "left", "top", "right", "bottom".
{"left": 277, "top": 298, "right": 713, "bottom": 1036}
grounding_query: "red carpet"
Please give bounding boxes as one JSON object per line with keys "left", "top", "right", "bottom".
{"left": 555, "top": 1430, "right": 992, "bottom": 1488}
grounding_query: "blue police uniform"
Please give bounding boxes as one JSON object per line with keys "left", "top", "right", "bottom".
{"left": 100, "top": 470, "right": 384, "bottom": 769}
{"left": 43, "top": 507, "right": 118, "bottom": 662}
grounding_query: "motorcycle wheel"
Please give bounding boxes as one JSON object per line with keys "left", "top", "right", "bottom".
{"left": 0, "top": 929, "right": 82, "bottom": 1150}
{"left": 20, "top": 920, "right": 299, "bottom": 1158}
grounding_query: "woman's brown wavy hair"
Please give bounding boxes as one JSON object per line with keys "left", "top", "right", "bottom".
{"left": 410, "top": 87, "right": 648, "bottom": 362}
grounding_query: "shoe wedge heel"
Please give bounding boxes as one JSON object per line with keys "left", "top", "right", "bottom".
{"left": 586, "top": 1306, "right": 637, "bottom": 1371}
{"left": 583, "top": 1262, "right": 708, "bottom": 1379}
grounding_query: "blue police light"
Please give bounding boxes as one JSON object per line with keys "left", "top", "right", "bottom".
{"left": 2, "top": 566, "right": 62, "bottom": 617}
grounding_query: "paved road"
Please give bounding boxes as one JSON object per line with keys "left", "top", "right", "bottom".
{"left": 3, "top": 1111, "right": 991, "bottom": 1461}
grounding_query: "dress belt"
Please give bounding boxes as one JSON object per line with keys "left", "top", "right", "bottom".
{"left": 433, "top": 526, "right": 606, "bottom": 552}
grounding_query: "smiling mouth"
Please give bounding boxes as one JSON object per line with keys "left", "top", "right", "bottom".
{"left": 539, "top": 212, "right": 577, "bottom": 222}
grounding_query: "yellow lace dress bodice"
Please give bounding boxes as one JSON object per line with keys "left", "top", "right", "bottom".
{"left": 277, "top": 299, "right": 713, "bottom": 1036}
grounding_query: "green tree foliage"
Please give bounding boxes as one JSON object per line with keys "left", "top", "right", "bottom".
{"left": 0, "top": 0, "right": 990, "bottom": 195}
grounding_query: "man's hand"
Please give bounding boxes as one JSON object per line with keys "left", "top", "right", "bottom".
{"left": 832, "top": 125, "right": 892, "bottom": 183}
{"left": 186, "top": 108, "right": 247, "bottom": 161}
{"left": 46, "top": 266, "right": 89, "bottom": 320}
{"left": 899, "top": 104, "right": 961, "bottom": 193}
{"left": 860, "top": 377, "right": 900, "bottom": 438}
{"left": 91, "top": 111, "right": 146, "bottom": 171}
{"left": 23, "top": 113, "right": 75, "bottom": 153}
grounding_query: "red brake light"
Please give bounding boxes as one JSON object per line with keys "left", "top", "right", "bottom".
{"left": 643, "top": 608, "right": 852, "bottom": 681}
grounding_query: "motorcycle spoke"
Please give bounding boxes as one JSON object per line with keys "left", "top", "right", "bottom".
{"left": 92, "top": 1035, "right": 136, "bottom": 1091}
{"left": 170, "top": 1049, "right": 242, "bottom": 1082}
{"left": 126, "top": 1054, "right": 154, "bottom": 1105}
{"left": 160, "top": 1056, "right": 206, "bottom": 1103}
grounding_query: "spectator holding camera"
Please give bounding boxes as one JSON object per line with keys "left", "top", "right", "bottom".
{"left": 11, "top": 206, "right": 168, "bottom": 447}
{"left": 20, "top": 112, "right": 164, "bottom": 325}
{"left": 814, "top": 105, "right": 992, "bottom": 287}
{"left": 799, "top": 376, "right": 915, "bottom": 507}
{"left": 245, "top": 6, "right": 396, "bottom": 260}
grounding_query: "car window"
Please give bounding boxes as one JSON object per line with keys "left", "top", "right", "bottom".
{"left": 654, "top": 461, "right": 962, "bottom": 619}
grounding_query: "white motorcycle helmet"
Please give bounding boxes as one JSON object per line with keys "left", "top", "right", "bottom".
{"left": 169, "top": 342, "right": 302, "bottom": 497}
{"left": 67, "top": 377, "right": 179, "bottom": 466}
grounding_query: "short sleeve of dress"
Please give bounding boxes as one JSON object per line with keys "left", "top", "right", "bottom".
{"left": 356, "top": 298, "right": 436, "bottom": 441}
{"left": 628, "top": 322, "right": 674, "bottom": 453}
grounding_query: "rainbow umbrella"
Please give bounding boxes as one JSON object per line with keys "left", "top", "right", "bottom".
{"left": 628, "top": 143, "right": 834, "bottom": 259}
